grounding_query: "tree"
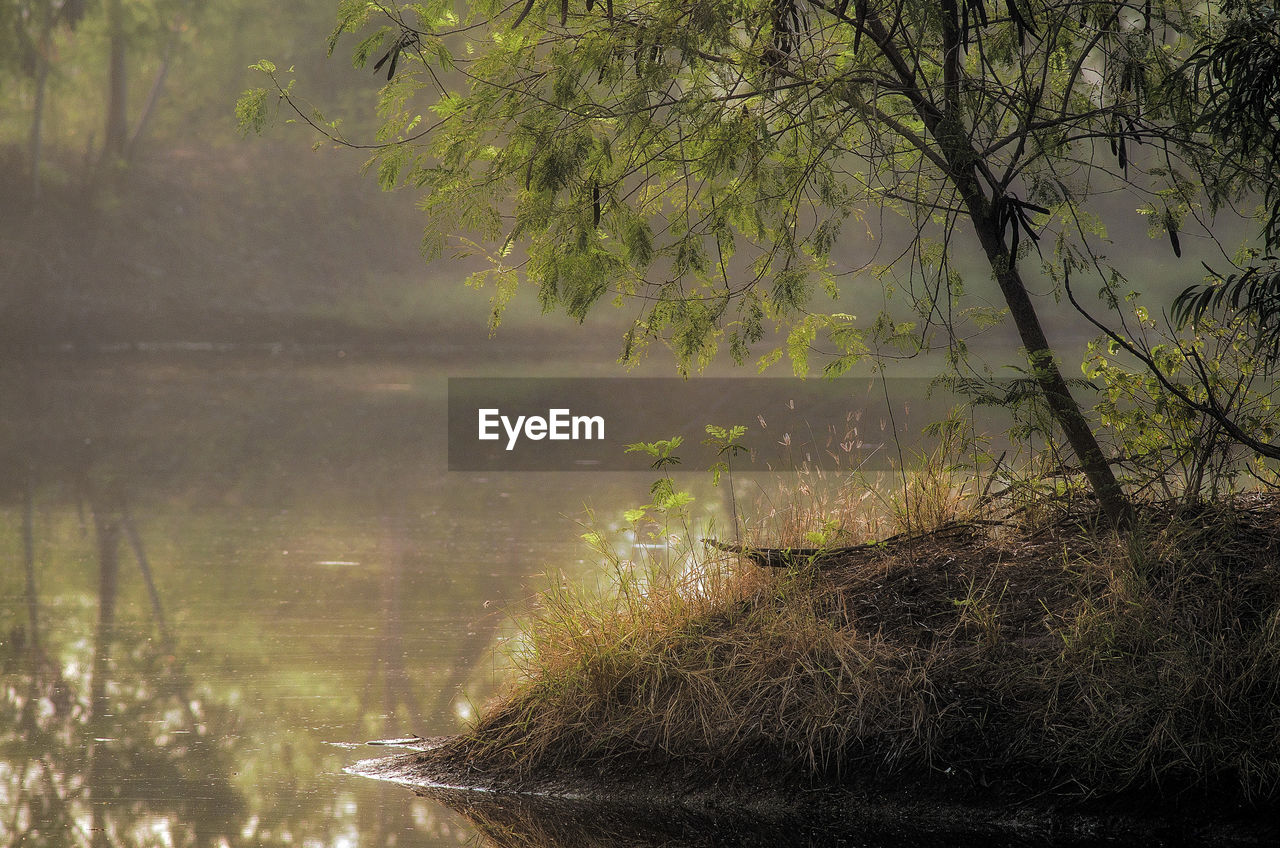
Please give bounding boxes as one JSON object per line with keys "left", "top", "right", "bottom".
{"left": 2, "top": 0, "right": 193, "bottom": 184}
{"left": 242, "top": 1, "right": 1243, "bottom": 525}
{"left": 1, "top": 0, "right": 88, "bottom": 196}
{"left": 103, "top": 0, "right": 129, "bottom": 161}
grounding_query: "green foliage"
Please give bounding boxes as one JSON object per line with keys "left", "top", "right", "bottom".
{"left": 623, "top": 435, "right": 693, "bottom": 526}
{"left": 235, "top": 85, "right": 272, "bottom": 135}
{"left": 253, "top": 0, "right": 1232, "bottom": 378}
{"left": 227, "top": 0, "right": 1280, "bottom": 515}
{"left": 1085, "top": 309, "right": 1280, "bottom": 500}
{"left": 802, "top": 517, "right": 842, "bottom": 548}
{"left": 1174, "top": 262, "right": 1280, "bottom": 358}
{"left": 624, "top": 435, "right": 683, "bottom": 471}
{"left": 702, "top": 423, "right": 748, "bottom": 487}
{"left": 1190, "top": 5, "right": 1280, "bottom": 247}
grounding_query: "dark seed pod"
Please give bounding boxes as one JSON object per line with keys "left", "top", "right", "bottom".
{"left": 1168, "top": 218, "right": 1182, "bottom": 258}
{"left": 512, "top": 0, "right": 536, "bottom": 28}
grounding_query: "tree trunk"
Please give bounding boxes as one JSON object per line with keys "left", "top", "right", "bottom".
{"left": 28, "top": 43, "right": 51, "bottom": 200}
{"left": 103, "top": 0, "right": 128, "bottom": 162}
{"left": 960, "top": 188, "right": 1131, "bottom": 526}
{"left": 126, "top": 21, "right": 180, "bottom": 162}
{"left": 862, "top": 4, "right": 1132, "bottom": 527}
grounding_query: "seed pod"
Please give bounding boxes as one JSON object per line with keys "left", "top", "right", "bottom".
{"left": 1167, "top": 214, "right": 1182, "bottom": 258}
{"left": 512, "top": 0, "right": 536, "bottom": 28}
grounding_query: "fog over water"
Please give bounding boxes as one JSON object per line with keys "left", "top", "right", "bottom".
{"left": 0, "top": 1, "right": 1252, "bottom": 845}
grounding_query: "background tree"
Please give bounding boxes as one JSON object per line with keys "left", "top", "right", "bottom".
{"left": 2, "top": 0, "right": 88, "bottom": 196}
{"left": 102, "top": 0, "right": 196, "bottom": 165}
{"left": 243, "top": 0, "right": 1252, "bottom": 524}
{"left": 103, "top": 0, "right": 128, "bottom": 161}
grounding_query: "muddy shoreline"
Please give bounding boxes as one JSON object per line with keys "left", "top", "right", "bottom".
{"left": 344, "top": 499, "right": 1280, "bottom": 846}
{"left": 347, "top": 738, "right": 1278, "bottom": 846}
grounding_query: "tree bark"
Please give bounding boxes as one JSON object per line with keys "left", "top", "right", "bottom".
{"left": 126, "top": 21, "right": 181, "bottom": 162}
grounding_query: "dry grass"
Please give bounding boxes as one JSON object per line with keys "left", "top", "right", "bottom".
{"left": 443, "top": 494, "right": 1280, "bottom": 806}
{"left": 743, "top": 422, "right": 978, "bottom": 549}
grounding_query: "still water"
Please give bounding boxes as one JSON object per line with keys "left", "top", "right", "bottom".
{"left": 1, "top": 352, "right": 743, "bottom": 848}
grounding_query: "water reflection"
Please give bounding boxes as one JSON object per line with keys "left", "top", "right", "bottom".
{"left": 5, "top": 487, "right": 243, "bottom": 847}
{"left": 383, "top": 786, "right": 1012, "bottom": 848}
{"left": 1, "top": 355, "right": 686, "bottom": 847}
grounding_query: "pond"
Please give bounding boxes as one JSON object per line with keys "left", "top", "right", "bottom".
{"left": 1, "top": 350, "right": 747, "bottom": 848}
{"left": 6, "top": 351, "right": 1253, "bottom": 848}
{"left": 7, "top": 346, "right": 1032, "bottom": 847}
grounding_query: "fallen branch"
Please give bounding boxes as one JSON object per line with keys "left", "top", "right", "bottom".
{"left": 706, "top": 521, "right": 1001, "bottom": 568}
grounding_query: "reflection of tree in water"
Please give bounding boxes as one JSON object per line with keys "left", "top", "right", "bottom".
{"left": 361, "top": 525, "right": 505, "bottom": 736}
{"left": 0, "top": 359, "right": 635, "bottom": 847}
{"left": 3, "top": 484, "right": 510, "bottom": 848}
{"left": 418, "top": 789, "right": 1014, "bottom": 848}
{"left": 412, "top": 792, "right": 857, "bottom": 848}
{"left": 3, "top": 479, "right": 244, "bottom": 848}
{"left": 354, "top": 522, "right": 505, "bottom": 845}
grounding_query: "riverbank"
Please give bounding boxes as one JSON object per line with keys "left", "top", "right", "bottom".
{"left": 363, "top": 494, "right": 1280, "bottom": 829}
